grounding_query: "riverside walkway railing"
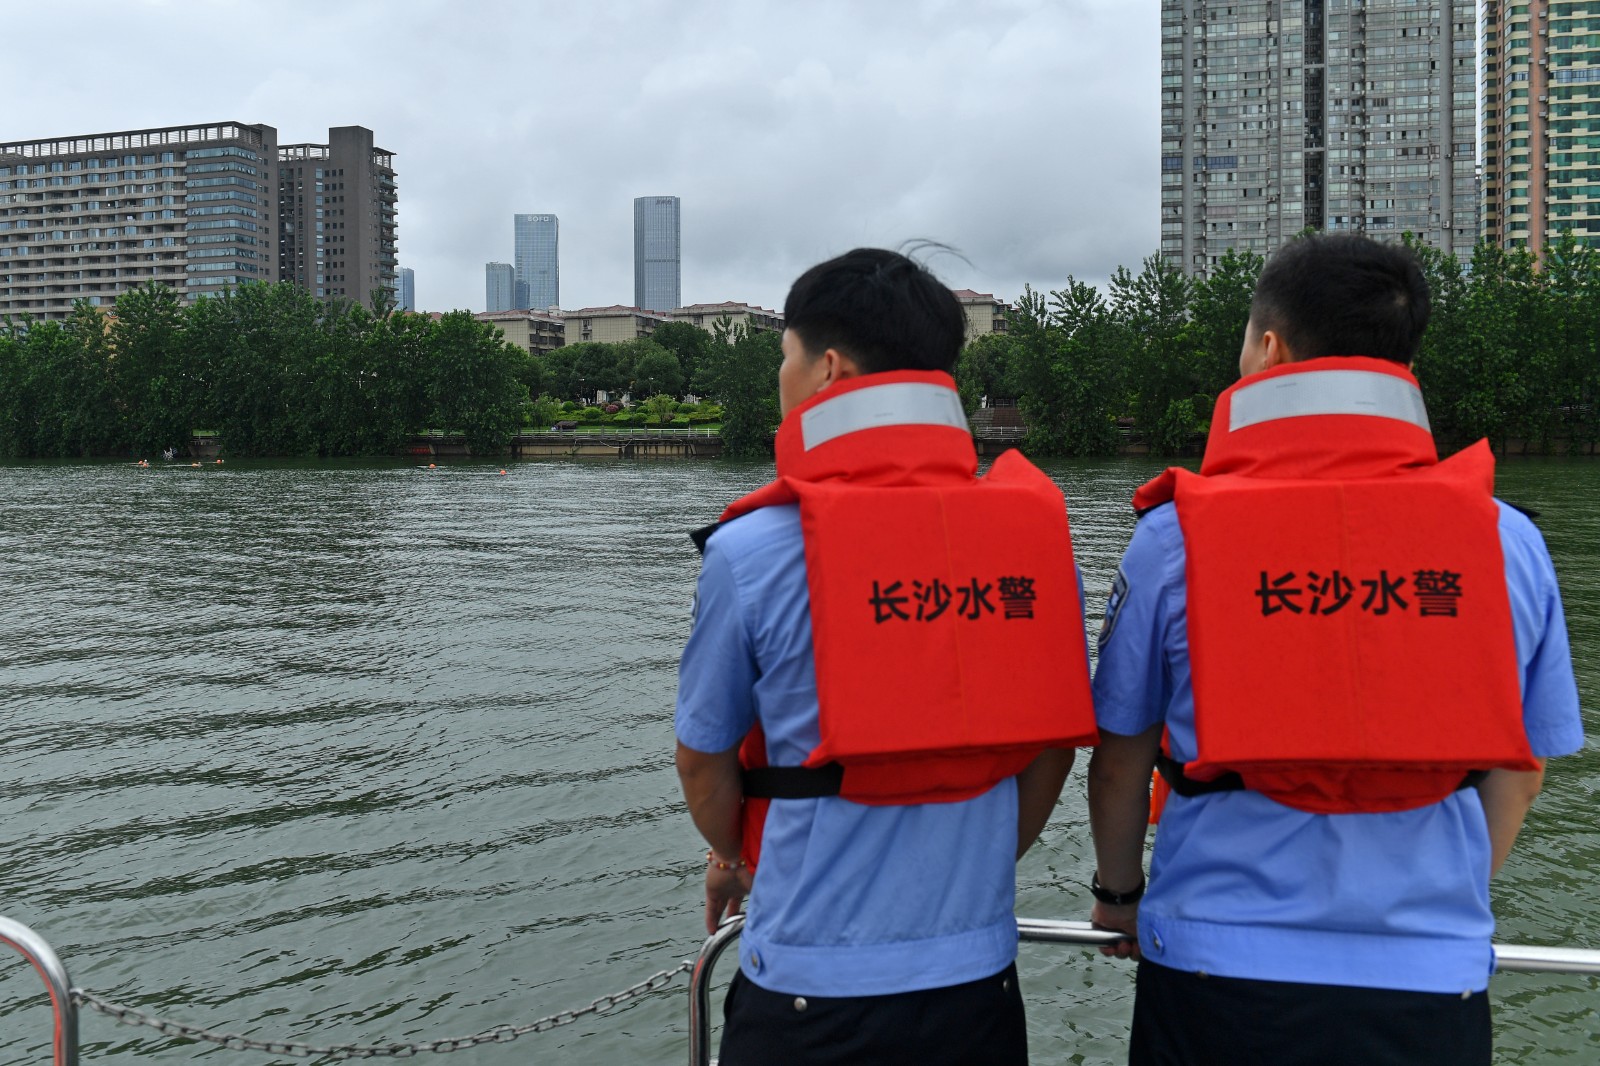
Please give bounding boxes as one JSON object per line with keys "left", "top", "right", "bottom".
{"left": 6, "top": 911, "right": 1600, "bottom": 1065}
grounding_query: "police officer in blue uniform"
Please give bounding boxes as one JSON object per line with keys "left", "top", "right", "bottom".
{"left": 1086, "top": 235, "right": 1584, "bottom": 1065}
{"left": 676, "top": 248, "right": 1078, "bottom": 1066}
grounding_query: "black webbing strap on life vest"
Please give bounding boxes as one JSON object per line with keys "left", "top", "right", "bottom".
{"left": 1154, "top": 753, "right": 1244, "bottom": 797}
{"left": 1154, "top": 754, "right": 1490, "bottom": 799}
{"left": 742, "top": 763, "right": 846, "bottom": 799}
{"left": 689, "top": 521, "right": 722, "bottom": 556}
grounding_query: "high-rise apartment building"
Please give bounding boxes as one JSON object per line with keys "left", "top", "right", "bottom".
{"left": 396, "top": 266, "right": 415, "bottom": 311}
{"left": 277, "top": 126, "right": 397, "bottom": 303}
{"left": 1483, "top": 1, "right": 1600, "bottom": 251}
{"left": 513, "top": 213, "right": 559, "bottom": 310}
{"left": 485, "top": 262, "right": 514, "bottom": 312}
{"left": 1161, "top": 1, "right": 1476, "bottom": 275}
{"left": 633, "top": 195, "right": 681, "bottom": 312}
{"left": 0, "top": 121, "right": 280, "bottom": 321}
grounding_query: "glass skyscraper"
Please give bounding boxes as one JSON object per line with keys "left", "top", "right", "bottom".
{"left": 513, "top": 213, "right": 559, "bottom": 310}
{"left": 485, "top": 262, "right": 514, "bottom": 313}
{"left": 396, "top": 266, "right": 415, "bottom": 312}
{"left": 633, "top": 196, "right": 681, "bottom": 312}
{"left": 1161, "top": 0, "right": 1476, "bottom": 275}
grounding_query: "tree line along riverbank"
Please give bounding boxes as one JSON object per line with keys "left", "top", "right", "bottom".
{"left": 3, "top": 234, "right": 1597, "bottom": 462}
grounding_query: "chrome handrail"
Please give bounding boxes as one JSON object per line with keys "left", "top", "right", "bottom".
{"left": 3, "top": 908, "right": 1597, "bottom": 1066}
{"left": 1494, "top": 943, "right": 1600, "bottom": 976}
{"left": 688, "top": 916, "right": 1600, "bottom": 1066}
{"left": 0, "top": 916, "right": 78, "bottom": 1066}
{"left": 688, "top": 918, "right": 746, "bottom": 1066}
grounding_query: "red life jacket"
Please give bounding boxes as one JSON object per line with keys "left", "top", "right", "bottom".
{"left": 1133, "top": 357, "right": 1538, "bottom": 815}
{"left": 711, "top": 370, "right": 1098, "bottom": 866}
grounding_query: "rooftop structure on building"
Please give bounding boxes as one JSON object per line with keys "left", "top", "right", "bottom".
{"left": 513, "top": 213, "right": 559, "bottom": 310}
{"left": 1161, "top": 0, "right": 1477, "bottom": 276}
{"left": 633, "top": 195, "right": 681, "bottom": 312}
{"left": 277, "top": 126, "right": 397, "bottom": 305}
{"left": 1482, "top": 1, "right": 1600, "bottom": 251}
{"left": 950, "top": 289, "right": 1011, "bottom": 341}
{"left": 474, "top": 307, "right": 565, "bottom": 356}
{"left": 671, "top": 300, "right": 782, "bottom": 335}
{"left": 0, "top": 121, "right": 280, "bottom": 321}
{"left": 565, "top": 304, "right": 670, "bottom": 345}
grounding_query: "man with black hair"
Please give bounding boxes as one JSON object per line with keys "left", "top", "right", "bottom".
{"left": 1086, "top": 234, "right": 1582, "bottom": 1065}
{"left": 676, "top": 247, "right": 1097, "bottom": 1064}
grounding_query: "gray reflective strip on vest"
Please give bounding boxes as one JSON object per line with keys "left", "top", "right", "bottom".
{"left": 800, "top": 381, "right": 970, "bottom": 450}
{"left": 1229, "top": 369, "right": 1431, "bottom": 433}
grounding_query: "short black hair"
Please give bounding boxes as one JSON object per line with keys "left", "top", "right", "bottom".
{"left": 783, "top": 248, "right": 966, "bottom": 374}
{"left": 1250, "top": 234, "right": 1431, "bottom": 364}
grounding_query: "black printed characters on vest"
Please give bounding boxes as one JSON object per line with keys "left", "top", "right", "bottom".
{"left": 1255, "top": 568, "right": 1463, "bottom": 617}
{"left": 869, "top": 576, "right": 1038, "bottom": 623}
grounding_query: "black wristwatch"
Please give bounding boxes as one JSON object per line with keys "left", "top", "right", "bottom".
{"left": 1090, "top": 871, "right": 1146, "bottom": 906}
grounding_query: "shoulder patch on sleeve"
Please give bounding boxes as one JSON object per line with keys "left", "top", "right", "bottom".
{"left": 1099, "top": 567, "right": 1130, "bottom": 648}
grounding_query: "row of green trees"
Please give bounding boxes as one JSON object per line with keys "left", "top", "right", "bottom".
{"left": 961, "top": 234, "right": 1600, "bottom": 457}
{"left": 1412, "top": 236, "right": 1600, "bottom": 454}
{"left": 0, "top": 283, "right": 533, "bottom": 458}
{"left": 0, "top": 281, "right": 784, "bottom": 459}
{"left": 6, "top": 235, "right": 1597, "bottom": 461}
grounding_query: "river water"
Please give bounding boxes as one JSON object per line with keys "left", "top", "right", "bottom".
{"left": 0, "top": 456, "right": 1595, "bottom": 1064}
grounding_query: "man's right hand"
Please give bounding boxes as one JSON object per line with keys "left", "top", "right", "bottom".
{"left": 704, "top": 860, "right": 755, "bottom": 935}
{"left": 1091, "top": 900, "right": 1141, "bottom": 960}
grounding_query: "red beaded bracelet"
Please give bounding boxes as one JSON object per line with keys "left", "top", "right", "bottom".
{"left": 707, "top": 850, "right": 748, "bottom": 871}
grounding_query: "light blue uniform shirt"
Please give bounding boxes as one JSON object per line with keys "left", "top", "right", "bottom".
{"left": 675, "top": 504, "right": 1018, "bottom": 998}
{"left": 1093, "top": 500, "right": 1584, "bottom": 993}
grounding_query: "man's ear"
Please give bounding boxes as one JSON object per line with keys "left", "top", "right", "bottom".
{"left": 821, "top": 348, "right": 862, "bottom": 386}
{"left": 1260, "top": 329, "right": 1293, "bottom": 368}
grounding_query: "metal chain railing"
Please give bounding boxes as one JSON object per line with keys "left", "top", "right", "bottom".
{"left": 69, "top": 959, "right": 693, "bottom": 1060}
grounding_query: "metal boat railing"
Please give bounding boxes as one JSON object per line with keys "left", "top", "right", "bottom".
{"left": 5, "top": 911, "right": 1600, "bottom": 1066}
{"left": 689, "top": 915, "right": 1600, "bottom": 1066}
{"left": 0, "top": 916, "right": 77, "bottom": 1066}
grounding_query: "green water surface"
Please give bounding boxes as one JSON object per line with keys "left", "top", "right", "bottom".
{"left": 0, "top": 457, "right": 1594, "bottom": 1063}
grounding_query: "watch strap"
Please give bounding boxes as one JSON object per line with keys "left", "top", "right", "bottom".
{"left": 1090, "top": 871, "right": 1146, "bottom": 906}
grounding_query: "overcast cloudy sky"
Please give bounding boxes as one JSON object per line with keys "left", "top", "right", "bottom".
{"left": 2, "top": 0, "right": 1159, "bottom": 313}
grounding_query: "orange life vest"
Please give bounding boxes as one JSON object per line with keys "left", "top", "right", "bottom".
{"left": 1133, "top": 357, "right": 1538, "bottom": 815}
{"left": 705, "top": 370, "right": 1098, "bottom": 866}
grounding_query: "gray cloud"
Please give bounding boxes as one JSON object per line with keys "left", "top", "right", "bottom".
{"left": 2, "top": 0, "right": 1158, "bottom": 312}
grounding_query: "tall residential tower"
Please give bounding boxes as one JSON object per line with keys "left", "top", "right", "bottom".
{"left": 513, "top": 213, "right": 559, "bottom": 310}
{"left": 277, "top": 126, "right": 398, "bottom": 303}
{"left": 1161, "top": 1, "right": 1477, "bottom": 275}
{"left": 633, "top": 195, "right": 681, "bottom": 312}
{"left": 1483, "top": 1, "right": 1600, "bottom": 250}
